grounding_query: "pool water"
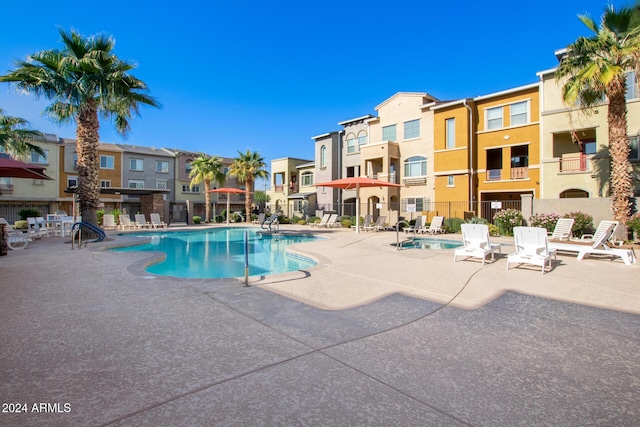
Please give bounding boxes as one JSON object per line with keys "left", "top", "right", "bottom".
{"left": 394, "top": 237, "right": 463, "bottom": 250}
{"left": 111, "top": 228, "right": 319, "bottom": 278}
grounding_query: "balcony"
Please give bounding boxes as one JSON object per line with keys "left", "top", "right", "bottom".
{"left": 487, "top": 169, "right": 501, "bottom": 181}
{"left": 0, "top": 183, "right": 13, "bottom": 193}
{"left": 510, "top": 167, "right": 528, "bottom": 180}
{"left": 371, "top": 172, "right": 398, "bottom": 184}
{"left": 274, "top": 184, "right": 285, "bottom": 192}
{"left": 559, "top": 154, "right": 588, "bottom": 172}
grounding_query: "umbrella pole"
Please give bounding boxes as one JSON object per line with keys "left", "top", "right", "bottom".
{"left": 226, "top": 196, "right": 230, "bottom": 225}
{"left": 355, "top": 184, "right": 360, "bottom": 234}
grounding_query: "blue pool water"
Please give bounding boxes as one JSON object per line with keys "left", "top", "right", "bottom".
{"left": 394, "top": 238, "right": 463, "bottom": 250}
{"left": 111, "top": 228, "right": 319, "bottom": 278}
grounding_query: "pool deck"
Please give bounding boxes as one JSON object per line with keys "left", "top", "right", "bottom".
{"left": 1, "top": 223, "right": 639, "bottom": 426}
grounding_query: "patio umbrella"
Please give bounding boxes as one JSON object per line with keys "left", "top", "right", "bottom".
{"left": 0, "top": 157, "right": 52, "bottom": 180}
{"left": 315, "top": 177, "right": 402, "bottom": 233}
{"left": 206, "top": 187, "right": 252, "bottom": 224}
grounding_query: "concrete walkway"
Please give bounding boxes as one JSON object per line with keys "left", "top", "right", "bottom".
{"left": 1, "top": 225, "right": 639, "bottom": 426}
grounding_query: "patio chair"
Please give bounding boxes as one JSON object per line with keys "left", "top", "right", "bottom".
{"left": 150, "top": 213, "right": 168, "bottom": 229}
{"left": 454, "top": 223, "right": 501, "bottom": 266}
{"left": 572, "top": 220, "right": 620, "bottom": 245}
{"left": 310, "top": 213, "right": 330, "bottom": 228}
{"left": 549, "top": 223, "right": 636, "bottom": 265}
{"left": 119, "top": 214, "right": 137, "bottom": 230}
{"left": 135, "top": 214, "right": 151, "bottom": 228}
{"left": 353, "top": 214, "right": 371, "bottom": 231}
{"left": 365, "top": 216, "right": 386, "bottom": 232}
{"left": 102, "top": 214, "right": 117, "bottom": 230}
{"left": 253, "top": 213, "right": 266, "bottom": 225}
{"left": 548, "top": 218, "right": 574, "bottom": 240}
{"left": 261, "top": 213, "right": 279, "bottom": 233}
{"left": 1, "top": 218, "right": 31, "bottom": 250}
{"left": 27, "top": 217, "right": 47, "bottom": 239}
{"left": 321, "top": 213, "right": 340, "bottom": 228}
{"left": 507, "top": 226, "right": 556, "bottom": 274}
{"left": 404, "top": 216, "right": 425, "bottom": 234}
{"left": 420, "top": 216, "right": 444, "bottom": 234}
{"left": 36, "top": 216, "right": 56, "bottom": 237}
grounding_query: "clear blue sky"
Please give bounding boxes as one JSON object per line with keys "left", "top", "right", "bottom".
{"left": 0, "top": 0, "right": 616, "bottom": 166}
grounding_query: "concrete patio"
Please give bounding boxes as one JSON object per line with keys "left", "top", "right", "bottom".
{"left": 1, "top": 224, "right": 638, "bottom": 426}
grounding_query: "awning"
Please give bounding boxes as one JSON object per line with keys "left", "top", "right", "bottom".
{"left": 65, "top": 186, "right": 171, "bottom": 195}
{"left": 286, "top": 192, "right": 316, "bottom": 199}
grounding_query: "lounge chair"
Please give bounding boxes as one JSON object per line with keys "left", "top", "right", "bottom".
{"left": 454, "top": 223, "right": 501, "bottom": 266}
{"left": 365, "top": 216, "right": 386, "bottom": 232}
{"left": 1, "top": 218, "right": 31, "bottom": 250}
{"left": 310, "top": 213, "right": 330, "bottom": 228}
{"left": 549, "top": 223, "right": 636, "bottom": 265}
{"left": 507, "top": 226, "right": 556, "bottom": 274}
{"left": 102, "top": 214, "right": 117, "bottom": 230}
{"left": 36, "top": 216, "right": 57, "bottom": 237}
{"left": 261, "top": 213, "right": 279, "bottom": 232}
{"left": 353, "top": 214, "right": 372, "bottom": 231}
{"left": 149, "top": 213, "right": 168, "bottom": 229}
{"left": 321, "top": 214, "right": 340, "bottom": 228}
{"left": 572, "top": 220, "right": 620, "bottom": 245}
{"left": 548, "top": 218, "right": 574, "bottom": 240}
{"left": 253, "top": 213, "right": 266, "bottom": 225}
{"left": 404, "top": 216, "right": 425, "bottom": 234}
{"left": 135, "top": 214, "right": 151, "bottom": 228}
{"left": 119, "top": 214, "right": 137, "bottom": 230}
{"left": 421, "top": 216, "right": 444, "bottom": 234}
{"left": 27, "top": 217, "right": 47, "bottom": 239}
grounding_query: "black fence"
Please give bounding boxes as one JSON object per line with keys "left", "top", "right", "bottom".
{"left": 0, "top": 202, "right": 52, "bottom": 223}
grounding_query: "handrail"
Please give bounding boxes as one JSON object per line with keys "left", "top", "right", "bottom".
{"left": 71, "top": 221, "right": 106, "bottom": 249}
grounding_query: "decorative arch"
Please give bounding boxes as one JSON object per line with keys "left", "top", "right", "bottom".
{"left": 559, "top": 188, "right": 590, "bottom": 198}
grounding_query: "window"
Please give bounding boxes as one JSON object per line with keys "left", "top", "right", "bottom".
{"left": 346, "top": 136, "right": 356, "bottom": 154}
{"left": 382, "top": 124, "right": 397, "bottom": 141}
{"left": 100, "top": 180, "right": 111, "bottom": 188}
{"left": 185, "top": 161, "right": 193, "bottom": 175}
{"left": 73, "top": 152, "right": 78, "bottom": 167}
{"left": 447, "top": 175, "right": 454, "bottom": 186}
{"left": 486, "top": 106, "right": 503, "bottom": 130}
{"left": 510, "top": 145, "right": 529, "bottom": 168}
{"left": 630, "top": 136, "right": 639, "bottom": 160}
{"left": 358, "top": 131, "right": 367, "bottom": 148}
{"left": 404, "top": 156, "right": 427, "bottom": 177}
{"left": 445, "top": 118, "right": 455, "bottom": 149}
{"left": 626, "top": 71, "right": 638, "bottom": 100}
{"left": 182, "top": 185, "right": 200, "bottom": 193}
{"left": 346, "top": 166, "right": 359, "bottom": 178}
{"left": 30, "top": 149, "right": 48, "bottom": 164}
{"left": 130, "top": 158, "right": 143, "bottom": 171}
{"left": 510, "top": 101, "right": 529, "bottom": 126}
{"left": 67, "top": 176, "right": 78, "bottom": 188}
{"left": 156, "top": 160, "right": 169, "bottom": 173}
{"left": 581, "top": 138, "right": 597, "bottom": 155}
{"left": 405, "top": 197, "right": 424, "bottom": 211}
{"left": 404, "top": 119, "right": 420, "bottom": 139}
{"left": 320, "top": 145, "right": 327, "bottom": 168}
{"left": 156, "top": 179, "right": 167, "bottom": 189}
{"left": 300, "top": 171, "right": 313, "bottom": 187}
{"left": 100, "top": 155, "right": 114, "bottom": 169}
{"left": 129, "top": 180, "right": 145, "bottom": 189}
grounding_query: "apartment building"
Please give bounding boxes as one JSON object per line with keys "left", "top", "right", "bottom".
{"left": 312, "top": 131, "right": 340, "bottom": 213}
{"left": 267, "top": 157, "right": 313, "bottom": 217}
{"left": 337, "top": 115, "right": 374, "bottom": 216}
{"left": 537, "top": 51, "right": 640, "bottom": 200}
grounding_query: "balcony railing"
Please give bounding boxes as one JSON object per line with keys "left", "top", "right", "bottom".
{"left": 274, "top": 184, "right": 284, "bottom": 192}
{"left": 487, "top": 169, "right": 501, "bottom": 181}
{"left": 371, "top": 172, "right": 398, "bottom": 184}
{"left": 510, "top": 167, "right": 528, "bottom": 180}
{"left": 0, "top": 183, "right": 13, "bottom": 193}
{"left": 559, "top": 154, "right": 588, "bottom": 172}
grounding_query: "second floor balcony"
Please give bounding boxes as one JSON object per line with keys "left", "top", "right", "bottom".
{"left": 486, "top": 167, "right": 529, "bottom": 181}
{"left": 369, "top": 172, "right": 398, "bottom": 184}
{"left": 559, "top": 153, "right": 588, "bottom": 172}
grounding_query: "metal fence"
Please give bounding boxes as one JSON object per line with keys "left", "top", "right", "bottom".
{"left": 0, "top": 202, "right": 52, "bottom": 223}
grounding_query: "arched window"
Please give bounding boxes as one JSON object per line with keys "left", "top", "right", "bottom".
{"left": 404, "top": 156, "right": 427, "bottom": 177}
{"left": 301, "top": 171, "right": 314, "bottom": 187}
{"left": 560, "top": 189, "right": 589, "bottom": 198}
{"left": 346, "top": 133, "right": 356, "bottom": 154}
{"left": 357, "top": 131, "right": 368, "bottom": 148}
{"left": 320, "top": 145, "right": 327, "bottom": 168}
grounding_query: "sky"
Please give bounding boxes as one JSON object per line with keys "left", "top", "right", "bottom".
{"left": 0, "top": 0, "right": 619, "bottom": 169}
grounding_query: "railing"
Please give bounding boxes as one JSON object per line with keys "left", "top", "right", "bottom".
{"left": 510, "top": 167, "right": 528, "bottom": 180}
{"left": 274, "top": 185, "right": 284, "bottom": 192}
{"left": 371, "top": 172, "right": 398, "bottom": 184}
{"left": 559, "top": 154, "right": 588, "bottom": 172}
{"left": 0, "top": 184, "right": 13, "bottom": 193}
{"left": 487, "top": 169, "right": 501, "bottom": 181}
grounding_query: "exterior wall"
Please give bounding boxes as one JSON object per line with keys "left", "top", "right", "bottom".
{"left": 267, "top": 157, "right": 312, "bottom": 215}
{"left": 339, "top": 115, "right": 373, "bottom": 215}
{"left": 475, "top": 84, "right": 541, "bottom": 201}
{"left": 314, "top": 132, "right": 340, "bottom": 211}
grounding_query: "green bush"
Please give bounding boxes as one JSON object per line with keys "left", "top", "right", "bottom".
{"left": 297, "top": 220, "right": 307, "bottom": 225}
{"left": 309, "top": 216, "right": 320, "bottom": 224}
{"left": 97, "top": 209, "right": 104, "bottom": 225}
{"left": 528, "top": 212, "right": 561, "bottom": 233}
{"left": 277, "top": 215, "right": 290, "bottom": 224}
{"left": 193, "top": 216, "right": 202, "bottom": 224}
{"left": 213, "top": 215, "right": 224, "bottom": 223}
{"left": 464, "top": 216, "right": 488, "bottom": 225}
{"left": 563, "top": 211, "right": 594, "bottom": 238}
{"left": 291, "top": 215, "right": 302, "bottom": 224}
{"left": 341, "top": 219, "right": 352, "bottom": 228}
{"left": 443, "top": 217, "right": 463, "bottom": 233}
{"left": 14, "top": 220, "right": 28, "bottom": 229}
{"left": 18, "top": 208, "right": 41, "bottom": 220}
{"left": 229, "top": 212, "right": 243, "bottom": 222}
{"left": 626, "top": 213, "right": 640, "bottom": 240}
{"left": 488, "top": 224, "right": 500, "bottom": 236}
{"left": 493, "top": 209, "right": 524, "bottom": 236}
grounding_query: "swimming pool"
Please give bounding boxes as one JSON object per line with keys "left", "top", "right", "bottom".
{"left": 393, "top": 237, "right": 463, "bottom": 250}
{"left": 111, "top": 228, "right": 319, "bottom": 278}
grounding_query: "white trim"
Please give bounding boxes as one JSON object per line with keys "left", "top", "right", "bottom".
{"left": 434, "top": 169, "right": 469, "bottom": 176}
{"left": 434, "top": 146, "right": 468, "bottom": 153}
{"left": 474, "top": 82, "right": 539, "bottom": 101}
{"left": 429, "top": 98, "right": 473, "bottom": 111}
{"left": 482, "top": 141, "right": 531, "bottom": 150}
{"left": 478, "top": 121, "right": 539, "bottom": 134}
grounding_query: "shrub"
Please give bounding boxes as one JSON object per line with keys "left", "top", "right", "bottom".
{"left": 193, "top": 216, "right": 202, "bottom": 224}
{"left": 277, "top": 215, "right": 290, "bottom": 224}
{"left": 488, "top": 224, "right": 500, "bottom": 236}
{"left": 443, "top": 217, "right": 463, "bottom": 233}
{"left": 229, "top": 212, "right": 243, "bottom": 222}
{"left": 18, "top": 208, "right": 41, "bottom": 220}
{"left": 493, "top": 209, "right": 524, "bottom": 236}
{"left": 341, "top": 219, "right": 352, "bottom": 228}
{"left": 309, "top": 216, "right": 320, "bottom": 224}
{"left": 291, "top": 215, "right": 302, "bottom": 224}
{"left": 213, "top": 215, "right": 224, "bottom": 223}
{"left": 97, "top": 209, "right": 105, "bottom": 225}
{"left": 528, "top": 212, "right": 561, "bottom": 233}
{"left": 14, "top": 220, "right": 28, "bottom": 229}
{"left": 563, "top": 211, "right": 594, "bottom": 237}
{"left": 626, "top": 213, "right": 640, "bottom": 240}
{"left": 297, "top": 220, "right": 307, "bottom": 225}
{"left": 464, "top": 216, "right": 488, "bottom": 225}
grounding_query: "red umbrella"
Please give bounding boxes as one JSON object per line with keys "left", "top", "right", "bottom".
{"left": 207, "top": 187, "right": 252, "bottom": 224}
{"left": 0, "top": 157, "right": 53, "bottom": 180}
{"left": 315, "top": 177, "right": 402, "bottom": 233}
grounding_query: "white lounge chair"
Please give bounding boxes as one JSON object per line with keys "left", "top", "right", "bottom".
{"left": 253, "top": 213, "right": 266, "bottom": 225}
{"left": 549, "top": 223, "right": 636, "bottom": 265}
{"left": 421, "top": 216, "right": 444, "bottom": 234}
{"left": 454, "top": 223, "right": 502, "bottom": 266}
{"left": 321, "top": 214, "right": 340, "bottom": 228}
{"left": 149, "top": 213, "right": 168, "bottom": 229}
{"left": 310, "top": 214, "right": 330, "bottom": 228}
{"left": 135, "top": 214, "right": 151, "bottom": 228}
{"left": 404, "top": 216, "right": 425, "bottom": 234}
{"left": 572, "top": 220, "right": 620, "bottom": 245}
{"left": 549, "top": 218, "right": 574, "bottom": 241}
{"left": 365, "top": 216, "right": 386, "bottom": 232}
{"left": 119, "top": 214, "right": 137, "bottom": 230}
{"left": 27, "top": 217, "right": 47, "bottom": 239}
{"left": 1, "top": 218, "right": 31, "bottom": 250}
{"left": 261, "top": 213, "right": 279, "bottom": 232}
{"left": 102, "top": 214, "right": 117, "bottom": 230}
{"left": 507, "top": 226, "right": 556, "bottom": 274}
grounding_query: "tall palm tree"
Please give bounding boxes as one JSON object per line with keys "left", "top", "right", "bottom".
{"left": 229, "top": 150, "right": 269, "bottom": 222}
{"left": 0, "top": 108, "right": 44, "bottom": 158}
{"left": 556, "top": 2, "right": 640, "bottom": 223}
{"left": 0, "top": 28, "right": 160, "bottom": 226}
{"left": 189, "top": 154, "right": 226, "bottom": 223}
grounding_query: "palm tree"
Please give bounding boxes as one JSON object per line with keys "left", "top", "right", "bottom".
{"left": 189, "top": 154, "right": 226, "bottom": 223}
{"left": 0, "top": 108, "right": 44, "bottom": 158}
{"left": 0, "top": 28, "right": 160, "bottom": 226}
{"left": 229, "top": 150, "right": 269, "bottom": 222}
{"left": 556, "top": 2, "right": 640, "bottom": 224}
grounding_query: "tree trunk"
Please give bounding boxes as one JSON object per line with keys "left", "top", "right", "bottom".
{"left": 245, "top": 179, "right": 253, "bottom": 222}
{"left": 607, "top": 80, "right": 634, "bottom": 224}
{"left": 204, "top": 179, "right": 211, "bottom": 222}
{"left": 76, "top": 101, "right": 101, "bottom": 227}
